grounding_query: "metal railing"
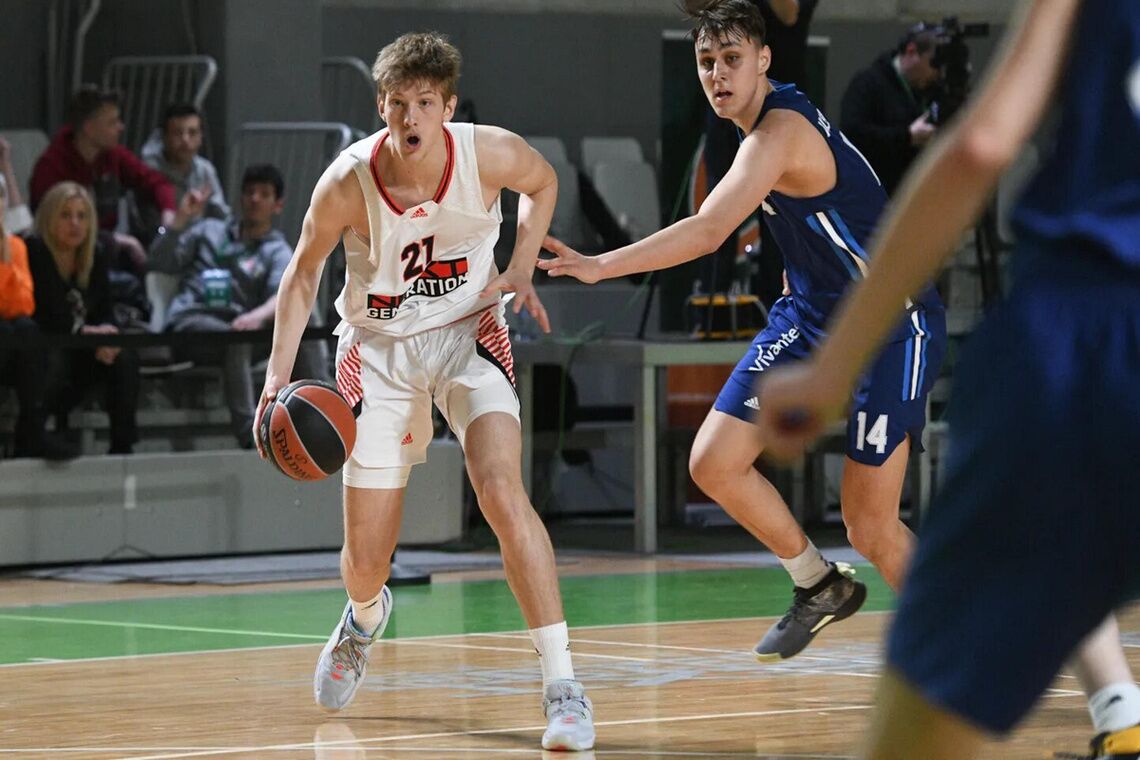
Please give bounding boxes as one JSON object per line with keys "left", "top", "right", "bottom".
{"left": 102, "top": 55, "right": 219, "bottom": 152}
{"left": 321, "top": 57, "right": 379, "bottom": 140}
{"left": 227, "top": 122, "right": 354, "bottom": 322}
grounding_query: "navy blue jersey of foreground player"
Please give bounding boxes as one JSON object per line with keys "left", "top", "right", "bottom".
{"left": 745, "top": 82, "right": 942, "bottom": 336}
{"left": 1013, "top": 0, "right": 1140, "bottom": 269}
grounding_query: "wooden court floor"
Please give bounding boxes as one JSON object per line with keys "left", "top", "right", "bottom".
{"left": 2, "top": 558, "right": 1137, "bottom": 759}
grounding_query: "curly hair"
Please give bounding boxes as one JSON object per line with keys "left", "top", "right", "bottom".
{"left": 371, "top": 32, "right": 461, "bottom": 101}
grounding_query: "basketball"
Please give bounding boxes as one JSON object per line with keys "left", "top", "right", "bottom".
{"left": 258, "top": 379, "right": 357, "bottom": 481}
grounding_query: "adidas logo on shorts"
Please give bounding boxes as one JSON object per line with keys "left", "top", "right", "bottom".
{"left": 401, "top": 433, "right": 413, "bottom": 445}
{"left": 744, "top": 397, "right": 760, "bottom": 410}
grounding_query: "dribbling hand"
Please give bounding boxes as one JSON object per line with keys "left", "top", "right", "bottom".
{"left": 253, "top": 376, "right": 283, "bottom": 459}
{"left": 537, "top": 236, "right": 604, "bottom": 284}
{"left": 754, "top": 362, "right": 849, "bottom": 464}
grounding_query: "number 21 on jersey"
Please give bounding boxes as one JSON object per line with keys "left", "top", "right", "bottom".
{"left": 401, "top": 235, "right": 435, "bottom": 281}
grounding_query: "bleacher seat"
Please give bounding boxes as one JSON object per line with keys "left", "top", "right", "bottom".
{"left": 525, "top": 136, "right": 569, "bottom": 165}
{"left": 580, "top": 136, "right": 643, "bottom": 175}
{"left": 0, "top": 129, "right": 49, "bottom": 195}
{"left": 591, "top": 160, "right": 661, "bottom": 240}
{"left": 547, "top": 159, "right": 591, "bottom": 250}
{"left": 145, "top": 271, "right": 180, "bottom": 333}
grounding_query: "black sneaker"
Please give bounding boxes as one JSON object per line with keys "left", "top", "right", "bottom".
{"left": 753, "top": 563, "right": 867, "bottom": 662}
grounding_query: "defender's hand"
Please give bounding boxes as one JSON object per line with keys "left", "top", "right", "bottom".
{"left": 754, "top": 362, "right": 849, "bottom": 464}
{"left": 480, "top": 268, "right": 551, "bottom": 334}
{"left": 537, "top": 236, "right": 604, "bottom": 284}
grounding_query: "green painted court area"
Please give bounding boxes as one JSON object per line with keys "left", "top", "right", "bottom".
{"left": 0, "top": 565, "right": 894, "bottom": 665}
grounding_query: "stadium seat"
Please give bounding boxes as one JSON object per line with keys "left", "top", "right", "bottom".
{"left": 547, "top": 159, "right": 593, "bottom": 250}
{"left": 0, "top": 129, "right": 49, "bottom": 194}
{"left": 590, "top": 160, "right": 661, "bottom": 240}
{"left": 580, "top": 136, "right": 643, "bottom": 175}
{"left": 525, "top": 136, "right": 569, "bottom": 165}
{"left": 145, "top": 271, "right": 181, "bottom": 333}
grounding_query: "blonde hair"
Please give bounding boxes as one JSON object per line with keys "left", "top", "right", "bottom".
{"left": 371, "top": 32, "right": 461, "bottom": 102}
{"left": 0, "top": 174, "right": 9, "bottom": 264}
{"left": 34, "top": 181, "right": 97, "bottom": 289}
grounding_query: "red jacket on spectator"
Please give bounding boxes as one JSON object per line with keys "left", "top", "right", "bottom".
{"left": 29, "top": 126, "right": 176, "bottom": 232}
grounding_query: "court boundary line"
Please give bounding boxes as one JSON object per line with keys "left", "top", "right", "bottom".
{"left": 1, "top": 704, "right": 876, "bottom": 758}
{"left": 0, "top": 611, "right": 892, "bottom": 669}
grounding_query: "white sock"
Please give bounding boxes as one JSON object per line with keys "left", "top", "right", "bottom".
{"left": 349, "top": 590, "right": 385, "bottom": 637}
{"left": 530, "top": 621, "right": 575, "bottom": 687}
{"left": 1089, "top": 682, "right": 1140, "bottom": 733}
{"left": 779, "top": 541, "right": 831, "bottom": 589}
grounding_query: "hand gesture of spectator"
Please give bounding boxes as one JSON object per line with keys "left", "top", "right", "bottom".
{"left": 909, "top": 112, "right": 936, "bottom": 146}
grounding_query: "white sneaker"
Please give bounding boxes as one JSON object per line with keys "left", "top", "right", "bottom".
{"left": 313, "top": 586, "right": 393, "bottom": 711}
{"left": 541, "top": 679, "right": 595, "bottom": 751}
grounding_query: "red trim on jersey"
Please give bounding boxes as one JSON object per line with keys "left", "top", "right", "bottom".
{"left": 369, "top": 127, "right": 456, "bottom": 216}
{"left": 369, "top": 134, "right": 403, "bottom": 215}
{"left": 433, "top": 127, "right": 456, "bottom": 204}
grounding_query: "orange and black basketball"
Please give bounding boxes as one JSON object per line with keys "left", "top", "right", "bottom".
{"left": 259, "top": 379, "right": 356, "bottom": 481}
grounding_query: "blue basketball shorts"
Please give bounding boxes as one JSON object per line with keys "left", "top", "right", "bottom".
{"left": 887, "top": 250, "right": 1140, "bottom": 733}
{"left": 714, "top": 297, "right": 946, "bottom": 466}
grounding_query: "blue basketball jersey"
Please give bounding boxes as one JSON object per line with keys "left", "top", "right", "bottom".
{"left": 1012, "top": 0, "right": 1140, "bottom": 269}
{"left": 744, "top": 82, "right": 941, "bottom": 336}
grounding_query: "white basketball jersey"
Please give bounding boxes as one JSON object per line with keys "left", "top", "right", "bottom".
{"left": 334, "top": 122, "right": 502, "bottom": 337}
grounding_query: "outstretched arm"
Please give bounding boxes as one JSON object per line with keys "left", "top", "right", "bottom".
{"left": 539, "top": 113, "right": 796, "bottom": 282}
{"left": 756, "top": 0, "right": 1084, "bottom": 462}
{"left": 476, "top": 126, "right": 557, "bottom": 333}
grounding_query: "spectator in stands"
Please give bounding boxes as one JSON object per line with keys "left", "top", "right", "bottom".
{"left": 840, "top": 23, "right": 945, "bottom": 197}
{"left": 0, "top": 175, "right": 78, "bottom": 460}
{"left": 142, "top": 103, "right": 229, "bottom": 222}
{"left": 0, "top": 136, "right": 33, "bottom": 235}
{"left": 149, "top": 164, "right": 328, "bottom": 449}
{"left": 27, "top": 182, "right": 140, "bottom": 456}
{"left": 29, "top": 85, "right": 176, "bottom": 265}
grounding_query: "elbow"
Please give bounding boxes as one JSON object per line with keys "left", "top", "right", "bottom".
{"left": 951, "top": 124, "right": 1019, "bottom": 177}
{"left": 695, "top": 219, "right": 727, "bottom": 256}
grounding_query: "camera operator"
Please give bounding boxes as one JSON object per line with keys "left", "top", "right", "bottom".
{"left": 840, "top": 22, "right": 946, "bottom": 197}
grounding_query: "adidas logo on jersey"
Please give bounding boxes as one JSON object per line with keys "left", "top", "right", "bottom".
{"left": 744, "top": 397, "right": 760, "bottom": 410}
{"left": 401, "top": 433, "right": 413, "bottom": 446}
{"left": 411, "top": 206, "right": 428, "bottom": 219}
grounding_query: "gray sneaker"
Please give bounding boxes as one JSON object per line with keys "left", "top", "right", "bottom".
{"left": 314, "top": 586, "right": 393, "bottom": 711}
{"left": 753, "top": 563, "right": 866, "bottom": 662}
{"left": 541, "top": 679, "right": 595, "bottom": 751}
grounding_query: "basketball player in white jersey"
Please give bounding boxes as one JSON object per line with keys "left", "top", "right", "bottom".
{"left": 254, "top": 32, "right": 594, "bottom": 752}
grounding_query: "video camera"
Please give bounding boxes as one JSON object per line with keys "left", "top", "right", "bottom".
{"left": 928, "top": 16, "right": 990, "bottom": 125}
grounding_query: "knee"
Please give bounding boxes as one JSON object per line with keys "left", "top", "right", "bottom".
{"left": 844, "top": 514, "right": 893, "bottom": 561}
{"left": 341, "top": 544, "right": 390, "bottom": 582}
{"left": 472, "top": 472, "right": 529, "bottom": 527}
{"left": 689, "top": 445, "right": 727, "bottom": 496}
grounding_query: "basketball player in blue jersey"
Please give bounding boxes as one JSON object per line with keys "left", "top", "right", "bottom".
{"left": 755, "top": 0, "right": 1140, "bottom": 756}
{"left": 542, "top": 0, "right": 946, "bottom": 660}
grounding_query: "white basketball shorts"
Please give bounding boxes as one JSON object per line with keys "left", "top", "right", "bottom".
{"left": 334, "top": 306, "right": 518, "bottom": 488}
